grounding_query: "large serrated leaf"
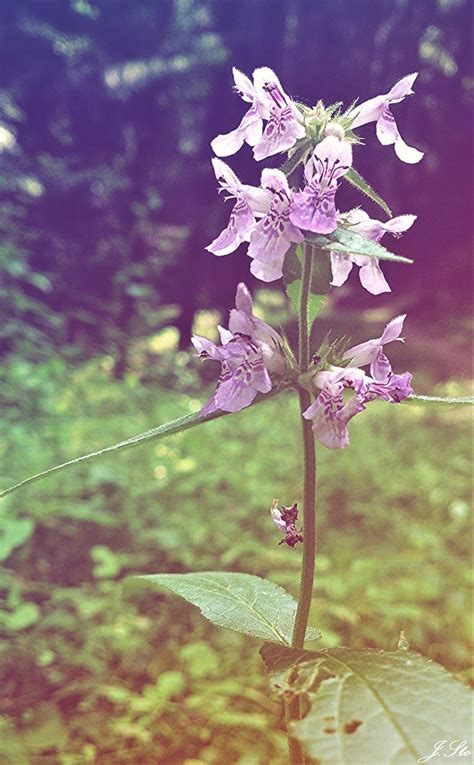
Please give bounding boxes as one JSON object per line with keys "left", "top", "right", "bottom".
{"left": 307, "top": 227, "right": 413, "bottom": 264}
{"left": 261, "top": 644, "right": 473, "bottom": 765}
{"left": 344, "top": 167, "right": 392, "bottom": 218}
{"left": 132, "top": 572, "right": 321, "bottom": 645}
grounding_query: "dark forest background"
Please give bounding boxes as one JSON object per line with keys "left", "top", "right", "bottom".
{"left": 0, "top": 0, "right": 472, "bottom": 368}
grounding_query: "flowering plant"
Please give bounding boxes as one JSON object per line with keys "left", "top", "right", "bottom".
{"left": 2, "top": 66, "right": 472, "bottom": 764}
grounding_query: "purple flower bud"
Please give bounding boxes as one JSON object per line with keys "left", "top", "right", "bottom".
{"left": 271, "top": 502, "right": 303, "bottom": 548}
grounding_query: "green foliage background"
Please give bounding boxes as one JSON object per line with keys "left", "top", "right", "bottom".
{"left": 0, "top": 335, "right": 471, "bottom": 763}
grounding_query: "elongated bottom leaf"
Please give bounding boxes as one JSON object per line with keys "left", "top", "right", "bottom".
{"left": 128, "top": 572, "right": 321, "bottom": 645}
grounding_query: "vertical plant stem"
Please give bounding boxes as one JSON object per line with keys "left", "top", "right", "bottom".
{"left": 292, "top": 243, "right": 317, "bottom": 649}
{"left": 285, "top": 697, "right": 306, "bottom": 765}
{"left": 286, "top": 243, "right": 317, "bottom": 764}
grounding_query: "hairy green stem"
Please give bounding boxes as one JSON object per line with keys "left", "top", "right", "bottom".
{"left": 292, "top": 243, "right": 317, "bottom": 650}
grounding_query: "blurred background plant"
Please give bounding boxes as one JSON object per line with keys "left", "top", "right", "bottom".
{"left": 0, "top": 0, "right": 472, "bottom": 763}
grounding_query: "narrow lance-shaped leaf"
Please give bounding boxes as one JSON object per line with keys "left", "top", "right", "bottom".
{"left": 280, "top": 137, "right": 311, "bottom": 177}
{"left": 408, "top": 394, "right": 474, "bottom": 405}
{"left": 344, "top": 167, "right": 392, "bottom": 218}
{"left": 0, "top": 388, "right": 285, "bottom": 499}
{"left": 261, "top": 644, "right": 473, "bottom": 765}
{"left": 130, "top": 572, "right": 321, "bottom": 645}
{"left": 307, "top": 226, "right": 413, "bottom": 264}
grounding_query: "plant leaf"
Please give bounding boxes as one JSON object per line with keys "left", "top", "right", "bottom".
{"left": 286, "top": 281, "right": 326, "bottom": 324}
{"left": 344, "top": 167, "right": 392, "bottom": 218}
{"left": 0, "top": 389, "right": 285, "bottom": 499}
{"left": 132, "top": 572, "right": 321, "bottom": 645}
{"left": 306, "top": 227, "right": 413, "bottom": 264}
{"left": 408, "top": 394, "right": 474, "bottom": 405}
{"left": 283, "top": 244, "right": 332, "bottom": 295}
{"left": 280, "top": 138, "right": 311, "bottom": 177}
{"left": 261, "top": 644, "right": 473, "bottom": 765}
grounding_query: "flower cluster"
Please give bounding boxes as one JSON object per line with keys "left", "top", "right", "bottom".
{"left": 195, "top": 66, "right": 419, "bottom": 452}
{"left": 303, "top": 316, "right": 412, "bottom": 449}
{"left": 208, "top": 66, "right": 421, "bottom": 292}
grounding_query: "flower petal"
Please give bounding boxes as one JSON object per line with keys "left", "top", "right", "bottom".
{"left": 313, "top": 136, "right": 353, "bottom": 180}
{"left": 358, "top": 258, "right": 391, "bottom": 295}
{"left": 380, "top": 314, "right": 406, "bottom": 344}
{"left": 252, "top": 66, "right": 288, "bottom": 112}
{"left": 206, "top": 199, "right": 255, "bottom": 256}
{"left": 253, "top": 106, "right": 305, "bottom": 160}
{"left": 211, "top": 128, "right": 246, "bottom": 158}
{"left": 303, "top": 384, "right": 362, "bottom": 449}
{"left": 290, "top": 186, "right": 338, "bottom": 234}
{"left": 370, "top": 349, "right": 392, "bottom": 382}
{"left": 394, "top": 134, "right": 424, "bottom": 164}
{"left": 218, "top": 325, "right": 234, "bottom": 345}
{"left": 191, "top": 335, "right": 222, "bottom": 361}
{"left": 250, "top": 255, "right": 285, "bottom": 282}
{"left": 388, "top": 72, "right": 418, "bottom": 102}
{"left": 330, "top": 252, "right": 353, "bottom": 287}
{"left": 211, "top": 102, "right": 263, "bottom": 157}
{"left": 232, "top": 67, "right": 255, "bottom": 102}
{"left": 234, "top": 282, "right": 253, "bottom": 315}
{"left": 376, "top": 104, "right": 399, "bottom": 146}
{"left": 382, "top": 214, "right": 417, "bottom": 234}
{"left": 349, "top": 95, "right": 385, "bottom": 129}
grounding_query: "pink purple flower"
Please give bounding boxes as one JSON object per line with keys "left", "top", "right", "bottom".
{"left": 192, "top": 283, "right": 284, "bottom": 415}
{"left": 330, "top": 210, "right": 417, "bottom": 294}
{"left": 342, "top": 314, "right": 407, "bottom": 381}
{"left": 248, "top": 169, "right": 304, "bottom": 282}
{"left": 303, "top": 316, "right": 412, "bottom": 449}
{"left": 349, "top": 73, "right": 423, "bottom": 164}
{"left": 211, "top": 67, "right": 305, "bottom": 161}
{"left": 290, "top": 136, "right": 353, "bottom": 234}
{"left": 206, "top": 158, "right": 271, "bottom": 257}
{"left": 271, "top": 502, "right": 303, "bottom": 548}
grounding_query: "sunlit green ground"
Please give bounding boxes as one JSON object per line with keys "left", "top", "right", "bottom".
{"left": 0, "top": 349, "right": 471, "bottom": 764}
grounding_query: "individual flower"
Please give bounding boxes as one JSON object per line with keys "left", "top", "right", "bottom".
{"left": 248, "top": 168, "right": 304, "bottom": 282}
{"left": 290, "top": 136, "right": 352, "bottom": 234}
{"left": 211, "top": 67, "right": 305, "bottom": 161}
{"left": 342, "top": 313, "right": 406, "bottom": 381}
{"left": 349, "top": 73, "right": 423, "bottom": 164}
{"left": 228, "top": 281, "right": 284, "bottom": 374}
{"left": 206, "top": 158, "right": 271, "bottom": 257}
{"left": 271, "top": 501, "right": 303, "bottom": 548}
{"left": 330, "top": 209, "right": 417, "bottom": 294}
{"left": 251, "top": 68, "right": 306, "bottom": 160}
{"left": 192, "top": 283, "right": 284, "bottom": 415}
{"left": 303, "top": 317, "right": 412, "bottom": 449}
